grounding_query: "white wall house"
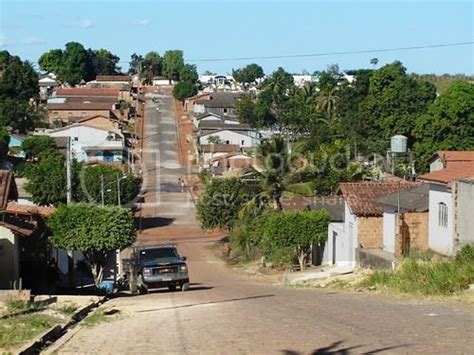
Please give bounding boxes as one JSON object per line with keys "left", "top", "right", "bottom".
{"left": 419, "top": 151, "right": 474, "bottom": 256}
{"left": 37, "top": 124, "right": 125, "bottom": 163}
{"left": 199, "top": 130, "right": 256, "bottom": 148}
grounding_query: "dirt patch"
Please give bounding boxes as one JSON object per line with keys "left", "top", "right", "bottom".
{"left": 174, "top": 99, "right": 196, "bottom": 168}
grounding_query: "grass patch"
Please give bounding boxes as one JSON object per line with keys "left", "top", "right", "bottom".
{"left": 82, "top": 310, "right": 108, "bottom": 327}
{"left": 5, "top": 300, "right": 29, "bottom": 312}
{"left": 57, "top": 303, "right": 79, "bottom": 316}
{"left": 0, "top": 314, "right": 61, "bottom": 350}
{"left": 359, "top": 245, "right": 474, "bottom": 296}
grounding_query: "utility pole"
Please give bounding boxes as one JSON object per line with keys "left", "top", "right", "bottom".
{"left": 66, "top": 137, "right": 72, "bottom": 204}
{"left": 101, "top": 174, "right": 105, "bottom": 207}
{"left": 117, "top": 174, "right": 121, "bottom": 206}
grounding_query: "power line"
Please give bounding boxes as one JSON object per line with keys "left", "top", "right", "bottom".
{"left": 185, "top": 41, "right": 474, "bottom": 63}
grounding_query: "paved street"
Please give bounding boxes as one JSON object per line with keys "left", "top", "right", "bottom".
{"left": 51, "top": 88, "right": 474, "bottom": 355}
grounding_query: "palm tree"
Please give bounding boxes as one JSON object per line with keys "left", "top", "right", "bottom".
{"left": 241, "top": 136, "right": 291, "bottom": 211}
{"left": 316, "top": 86, "right": 338, "bottom": 120}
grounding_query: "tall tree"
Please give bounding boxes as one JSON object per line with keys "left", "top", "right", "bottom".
{"left": 138, "top": 51, "right": 162, "bottom": 84}
{"left": 179, "top": 63, "right": 198, "bottom": 83}
{"left": 0, "top": 124, "right": 10, "bottom": 160}
{"left": 59, "top": 42, "right": 88, "bottom": 86}
{"left": 128, "top": 53, "right": 144, "bottom": 75}
{"left": 38, "top": 49, "right": 64, "bottom": 74}
{"left": 0, "top": 50, "right": 39, "bottom": 101}
{"left": 162, "top": 50, "right": 185, "bottom": 81}
{"left": 413, "top": 81, "right": 474, "bottom": 172}
{"left": 87, "top": 49, "right": 121, "bottom": 77}
{"left": 232, "top": 63, "right": 264, "bottom": 85}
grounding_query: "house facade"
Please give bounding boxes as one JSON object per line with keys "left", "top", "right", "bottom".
{"left": 198, "top": 129, "right": 256, "bottom": 148}
{"left": 418, "top": 152, "right": 474, "bottom": 256}
{"left": 38, "top": 124, "right": 126, "bottom": 165}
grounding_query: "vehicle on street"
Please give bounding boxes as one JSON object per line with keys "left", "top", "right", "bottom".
{"left": 126, "top": 245, "right": 190, "bottom": 294}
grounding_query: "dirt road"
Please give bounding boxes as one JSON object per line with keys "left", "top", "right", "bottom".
{"left": 50, "top": 88, "right": 474, "bottom": 354}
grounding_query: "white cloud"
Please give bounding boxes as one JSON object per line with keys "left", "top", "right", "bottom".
{"left": 77, "top": 18, "right": 93, "bottom": 29}
{"left": 133, "top": 18, "right": 150, "bottom": 26}
{"left": 21, "top": 37, "right": 45, "bottom": 45}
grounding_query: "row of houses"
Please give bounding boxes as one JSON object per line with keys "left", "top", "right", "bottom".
{"left": 283, "top": 151, "right": 474, "bottom": 268}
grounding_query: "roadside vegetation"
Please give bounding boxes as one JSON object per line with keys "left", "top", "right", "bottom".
{"left": 0, "top": 314, "right": 61, "bottom": 350}
{"left": 358, "top": 245, "right": 474, "bottom": 296}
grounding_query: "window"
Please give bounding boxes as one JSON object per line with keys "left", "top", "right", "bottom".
{"left": 438, "top": 202, "right": 448, "bottom": 228}
{"left": 241, "top": 140, "right": 245, "bottom": 146}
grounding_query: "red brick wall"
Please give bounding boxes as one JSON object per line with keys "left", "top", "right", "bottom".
{"left": 358, "top": 217, "right": 383, "bottom": 249}
{"left": 396, "top": 212, "right": 429, "bottom": 256}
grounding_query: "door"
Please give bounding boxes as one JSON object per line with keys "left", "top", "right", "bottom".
{"left": 332, "top": 231, "right": 337, "bottom": 265}
{"left": 103, "top": 151, "right": 114, "bottom": 162}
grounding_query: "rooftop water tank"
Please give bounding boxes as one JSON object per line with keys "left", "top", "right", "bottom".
{"left": 390, "top": 135, "right": 408, "bottom": 153}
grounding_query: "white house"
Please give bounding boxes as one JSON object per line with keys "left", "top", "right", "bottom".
{"left": 198, "top": 129, "right": 257, "bottom": 148}
{"left": 152, "top": 77, "right": 174, "bottom": 86}
{"left": 292, "top": 75, "right": 314, "bottom": 87}
{"left": 418, "top": 152, "right": 474, "bottom": 256}
{"left": 36, "top": 123, "right": 126, "bottom": 164}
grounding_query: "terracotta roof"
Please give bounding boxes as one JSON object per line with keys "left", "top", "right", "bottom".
{"left": 418, "top": 165, "right": 474, "bottom": 186}
{"left": 47, "top": 100, "right": 115, "bottom": 111}
{"left": 431, "top": 151, "right": 474, "bottom": 164}
{"left": 56, "top": 88, "right": 119, "bottom": 97}
{"left": 96, "top": 75, "right": 130, "bottom": 82}
{"left": 338, "top": 181, "right": 417, "bottom": 217}
{"left": 0, "top": 170, "right": 18, "bottom": 210}
{"left": 5, "top": 202, "right": 55, "bottom": 217}
{"left": 199, "top": 144, "right": 241, "bottom": 153}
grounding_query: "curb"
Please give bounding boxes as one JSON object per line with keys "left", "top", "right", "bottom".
{"left": 17, "top": 295, "right": 109, "bottom": 354}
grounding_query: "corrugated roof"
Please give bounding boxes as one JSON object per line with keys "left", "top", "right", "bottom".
{"left": 47, "top": 100, "right": 115, "bottom": 111}
{"left": 195, "top": 92, "right": 240, "bottom": 108}
{"left": 96, "top": 75, "right": 130, "bottom": 82}
{"left": 376, "top": 184, "right": 429, "bottom": 212}
{"left": 338, "top": 181, "right": 417, "bottom": 217}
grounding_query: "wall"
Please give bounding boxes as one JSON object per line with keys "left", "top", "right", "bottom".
{"left": 383, "top": 206, "right": 397, "bottom": 253}
{"left": 199, "top": 130, "right": 254, "bottom": 148}
{"left": 344, "top": 204, "right": 357, "bottom": 265}
{"left": 0, "top": 227, "right": 19, "bottom": 289}
{"left": 429, "top": 158, "right": 444, "bottom": 172}
{"left": 428, "top": 184, "right": 454, "bottom": 255}
{"left": 82, "top": 116, "right": 117, "bottom": 131}
{"left": 357, "top": 216, "right": 383, "bottom": 249}
{"left": 453, "top": 180, "right": 474, "bottom": 250}
{"left": 320, "top": 222, "right": 355, "bottom": 267}
{"left": 396, "top": 212, "right": 429, "bottom": 255}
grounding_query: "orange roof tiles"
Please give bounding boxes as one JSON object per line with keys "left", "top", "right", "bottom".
{"left": 418, "top": 165, "right": 474, "bottom": 186}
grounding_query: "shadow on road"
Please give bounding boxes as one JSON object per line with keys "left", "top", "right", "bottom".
{"left": 139, "top": 216, "right": 175, "bottom": 229}
{"left": 281, "top": 340, "right": 410, "bottom": 354}
{"left": 136, "top": 293, "right": 276, "bottom": 313}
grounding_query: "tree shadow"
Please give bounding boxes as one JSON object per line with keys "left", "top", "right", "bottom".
{"left": 138, "top": 216, "right": 175, "bottom": 229}
{"left": 280, "top": 341, "right": 410, "bottom": 355}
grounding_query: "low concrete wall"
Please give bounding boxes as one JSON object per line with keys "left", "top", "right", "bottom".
{"left": 358, "top": 249, "right": 395, "bottom": 270}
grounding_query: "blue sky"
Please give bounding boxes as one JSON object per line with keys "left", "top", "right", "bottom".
{"left": 1, "top": 0, "right": 473, "bottom": 75}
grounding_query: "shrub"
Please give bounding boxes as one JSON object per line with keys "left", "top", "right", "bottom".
{"left": 173, "top": 81, "right": 198, "bottom": 101}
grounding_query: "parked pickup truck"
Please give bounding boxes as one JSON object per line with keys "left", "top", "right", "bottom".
{"left": 127, "top": 245, "right": 189, "bottom": 294}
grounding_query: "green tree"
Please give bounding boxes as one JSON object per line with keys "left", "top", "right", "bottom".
{"left": 128, "top": 53, "right": 144, "bottom": 75}
{"left": 234, "top": 92, "right": 275, "bottom": 128}
{"left": 0, "top": 98, "right": 45, "bottom": 133}
{"left": 162, "top": 50, "right": 185, "bottom": 81}
{"left": 87, "top": 49, "right": 121, "bottom": 76}
{"left": 258, "top": 210, "right": 330, "bottom": 270}
{"left": 21, "top": 135, "right": 56, "bottom": 159}
{"left": 141, "top": 51, "right": 162, "bottom": 84}
{"left": 362, "top": 61, "right": 436, "bottom": 146}
{"left": 0, "top": 124, "right": 10, "bottom": 160}
{"left": 59, "top": 42, "right": 88, "bottom": 86}
{"left": 196, "top": 177, "right": 253, "bottom": 231}
{"left": 243, "top": 136, "right": 291, "bottom": 210}
{"left": 413, "top": 81, "right": 474, "bottom": 172}
{"left": 77, "top": 165, "right": 140, "bottom": 206}
{"left": 232, "top": 63, "right": 264, "bottom": 85}
{"left": 49, "top": 203, "right": 136, "bottom": 285}
{"left": 24, "top": 150, "right": 72, "bottom": 205}
{"left": 206, "top": 135, "right": 224, "bottom": 145}
{"left": 179, "top": 64, "right": 198, "bottom": 83}
{"left": 173, "top": 81, "right": 198, "bottom": 101}
{"left": 0, "top": 50, "right": 39, "bottom": 101}
{"left": 38, "top": 49, "right": 64, "bottom": 74}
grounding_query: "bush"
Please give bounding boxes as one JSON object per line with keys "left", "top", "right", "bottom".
{"left": 361, "top": 245, "right": 474, "bottom": 295}
{"left": 257, "top": 210, "right": 330, "bottom": 270}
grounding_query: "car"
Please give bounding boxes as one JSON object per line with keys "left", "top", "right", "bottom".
{"left": 129, "top": 245, "right": 189, "bottom": 294}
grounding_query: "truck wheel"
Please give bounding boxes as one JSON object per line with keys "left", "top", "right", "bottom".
{"left": 168, "top": 285, "right": 177, "bottom": 292}
{"left": 181, "top": 283, "right": 190, "bottom": 292}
